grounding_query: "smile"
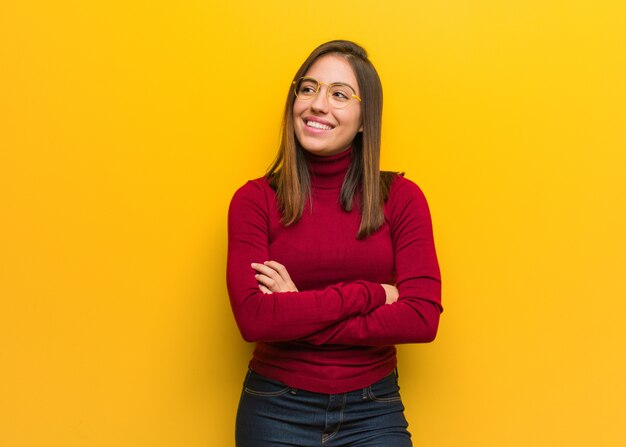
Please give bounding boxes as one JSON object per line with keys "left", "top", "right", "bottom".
{"left": 306, "top": 120, "right": 334, "bottom": 130}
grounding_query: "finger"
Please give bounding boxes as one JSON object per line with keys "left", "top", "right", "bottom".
{"left": 258, "top": 284, "right": 272, "bottom": 294}
{"left": 263, "top": 261, "right": 293, "bottom": 281}
{"left": 251, "top": 262, "right": 282, "bottom": 281}
{"left": 264, "top": 261, "right": 298, "bottom": 291}
{"left": 252, "top": 263, "right": 289, "bottom": 290}
{"left": 255, "top": 273, "right": 277, "bottom": 290}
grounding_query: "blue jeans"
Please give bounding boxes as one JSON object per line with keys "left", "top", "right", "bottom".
{"left": 236, "top": 369, "right": 412, "bottom": 446}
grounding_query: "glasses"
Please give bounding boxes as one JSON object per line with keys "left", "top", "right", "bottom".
{"left": 293, "top": 77, "right": 362, "bottom": 109}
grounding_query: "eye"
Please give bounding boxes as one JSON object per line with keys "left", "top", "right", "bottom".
{"left": 330, "top": 86, "right": 351, "bottom": 102}
{"left": 297, "top": 79, "right": 318, "bottom": 96}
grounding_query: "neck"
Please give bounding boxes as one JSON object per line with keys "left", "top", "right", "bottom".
{"left": 304, "top": 147, "right": 353, "bottom": 189}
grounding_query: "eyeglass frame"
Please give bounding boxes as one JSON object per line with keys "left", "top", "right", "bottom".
{"left": 292, "top": 77, "right": 362, "bottom": 108}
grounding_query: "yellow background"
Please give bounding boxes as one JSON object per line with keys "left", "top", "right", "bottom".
{"left": 2, "top": 0, "right": 625, "bottom": 445}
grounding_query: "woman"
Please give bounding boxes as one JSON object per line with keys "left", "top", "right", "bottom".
{"left": 227, "top": 40, "right": 442, "bottom": 446}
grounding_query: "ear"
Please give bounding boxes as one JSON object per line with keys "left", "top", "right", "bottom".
{"left": 358, "top": 121, "right": 363, "bottom": 132}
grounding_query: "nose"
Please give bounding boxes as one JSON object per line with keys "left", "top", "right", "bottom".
{"left": 310, "top": 84, "right": 330, "bottom": 113}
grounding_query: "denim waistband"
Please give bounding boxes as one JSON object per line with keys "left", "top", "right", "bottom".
{"left": 247, "top": 367, "right": 399, "bottom": 396}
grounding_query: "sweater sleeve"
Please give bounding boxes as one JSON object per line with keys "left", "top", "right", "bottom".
{"left": 301, "top": 177, "right": 442, "bottom": 346}
{"left": 227, "top": 180, "right": 386, "bottom": 343}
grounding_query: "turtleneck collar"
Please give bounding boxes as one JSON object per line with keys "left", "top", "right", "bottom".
{"left": 304, "top": 147, "right": 353, "bottom": 190}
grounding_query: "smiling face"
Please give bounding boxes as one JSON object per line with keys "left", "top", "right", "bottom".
{"left": 293, "top": 55, "right": 363, "bottom": 156}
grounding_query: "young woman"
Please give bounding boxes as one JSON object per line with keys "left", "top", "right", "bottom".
{"left": 227, "top": 40, "right": 442, "bottom": 446}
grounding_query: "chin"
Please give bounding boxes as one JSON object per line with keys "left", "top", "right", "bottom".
{"left": 298, "top": 139, "right": 345, "bottom": 156}
{"left": 297, "top": 140, "right": 326, "bottom": 155}
{"left": 302, "top": 146, "right": 341, "bottom": 156}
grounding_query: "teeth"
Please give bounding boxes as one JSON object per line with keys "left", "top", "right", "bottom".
{"left": 307, "top": 120, "right": 333, "bottom": 130}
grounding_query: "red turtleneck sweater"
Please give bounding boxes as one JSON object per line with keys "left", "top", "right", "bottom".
{"left": 227, "top": 149, "right": 442, "bottom": 394}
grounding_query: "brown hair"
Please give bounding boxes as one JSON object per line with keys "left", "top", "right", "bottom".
{"left": 267, "top": 40, "right": 395, "bottom": 239}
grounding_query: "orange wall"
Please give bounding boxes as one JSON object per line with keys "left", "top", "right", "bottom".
{"left": 2, "top": 1, "right": 625, "bottom": 445}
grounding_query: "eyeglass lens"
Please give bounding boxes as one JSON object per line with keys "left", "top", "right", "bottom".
{"left": 294, "top": 78, "right": 356, "bottom": 108}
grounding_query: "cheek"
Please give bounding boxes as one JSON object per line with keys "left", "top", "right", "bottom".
{"left": 356, "top": 110, "right": 364, "bottom": 132}
{"left": 292, "top": 101, "right": 306, "bottom": 118}
{"left": 342, "top": 109, "right": 362, "bottom": 131}
{"left": 292, "top": 108, "right": 301, "bottom": 130}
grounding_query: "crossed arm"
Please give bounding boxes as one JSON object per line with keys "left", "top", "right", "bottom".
{"left": 227, "top": 178, "right": 442, "bottom": 346}
{"left": 252, "top": 260, "right": 400, "bottom": 305}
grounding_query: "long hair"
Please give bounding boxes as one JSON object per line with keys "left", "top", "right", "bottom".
{"left": 267, "top": 40, "right": 394, "bottom": 239}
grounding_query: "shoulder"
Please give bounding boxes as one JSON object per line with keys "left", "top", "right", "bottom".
{"left": 229, "top": 177, "right": 275, "bottom": 217}
{"left": 387, "top": 173, "right": 428, "bottom": 204}
{"left": 384, "top": 173, "right": 432, "bottom": 221}
{"left": 231, "top": 176, "right": 274, "bottom": 201}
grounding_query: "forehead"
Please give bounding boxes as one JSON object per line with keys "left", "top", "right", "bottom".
{"left": 304, "top": 55, "right": 359, "bottom": 91}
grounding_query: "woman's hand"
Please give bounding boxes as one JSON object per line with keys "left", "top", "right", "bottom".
{"left": 251, "top": 261, "right": 299, "bottom": 294}
{"left": 381, "top": 284, "right": 399, "bottom": 304}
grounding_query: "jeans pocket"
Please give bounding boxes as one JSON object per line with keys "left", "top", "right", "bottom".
{"left": 367, "top": 373, "right": 402, "bottom": 403}
{"left": 244, "top": 370, "right": 293, "bottom": 397}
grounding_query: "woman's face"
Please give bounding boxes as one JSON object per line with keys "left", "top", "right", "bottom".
{"left": 293, "top": 55, "right": 363, "bottom": 156}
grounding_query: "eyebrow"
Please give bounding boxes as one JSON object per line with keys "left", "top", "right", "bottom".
{"left": 329, "top": 82, "right": 355, "bottom": 89}
{"left": 304, "top": 77, "right": 357, "bottom": 92}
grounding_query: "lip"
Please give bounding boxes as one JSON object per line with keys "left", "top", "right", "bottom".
{"left": 303, "top": 116, "right": 335, "bottom": 131}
